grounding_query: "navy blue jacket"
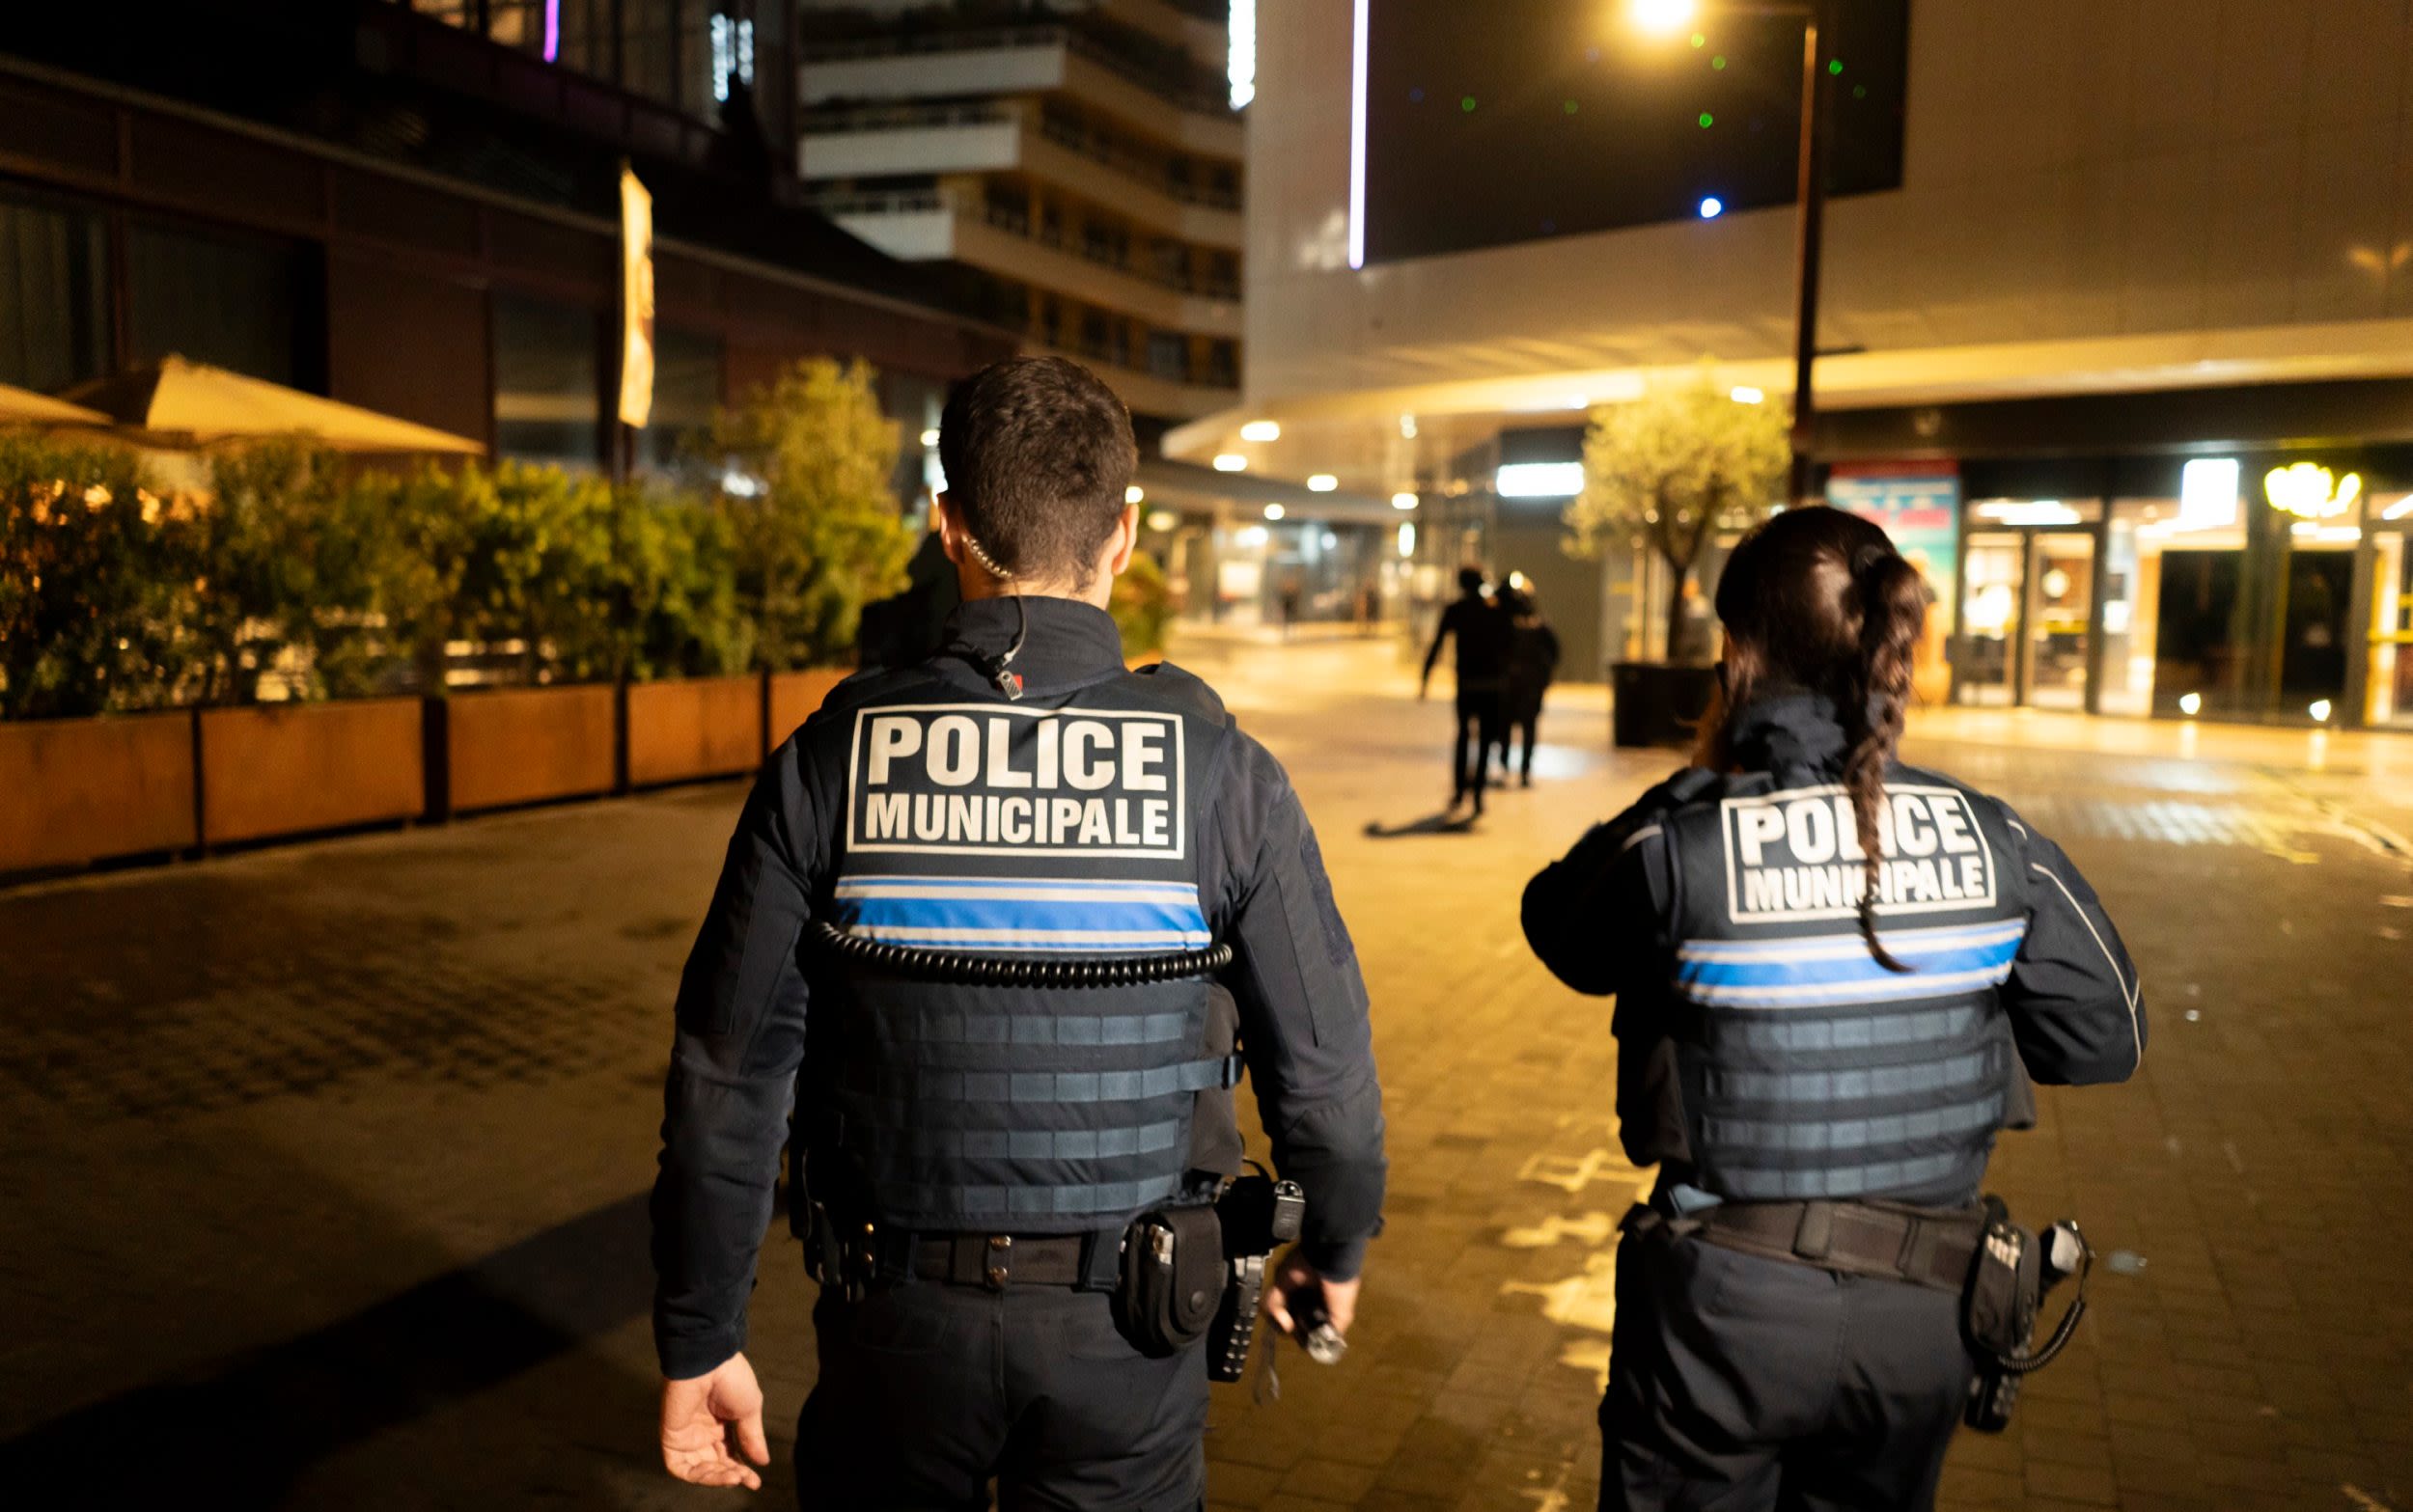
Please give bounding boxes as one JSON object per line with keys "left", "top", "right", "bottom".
{"left": 651, "top": 597, "right": 1387, "bottom": 1379}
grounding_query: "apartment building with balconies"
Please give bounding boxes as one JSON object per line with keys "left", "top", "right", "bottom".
{"left": 796, "top": 0, "right": 1245, "bottom": 431}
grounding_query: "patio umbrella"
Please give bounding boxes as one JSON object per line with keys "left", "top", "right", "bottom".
{"left": 0, "top": 381, "right": 109, "bottom": 428}
{"left": 62, "top": 355, "right": 484, "bottom": 454}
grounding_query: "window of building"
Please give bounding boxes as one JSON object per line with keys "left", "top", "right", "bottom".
{"left": 127, "top": 219, "right": 308, "bottom": 386}
{"left": 0, "top": 190, "right": 110, "bottom": 396}
{"left": 492, "top": 291, "right": 601, "bottom": 468}
{"left": 637, "top": 326, "right": 723, "bottom": 472}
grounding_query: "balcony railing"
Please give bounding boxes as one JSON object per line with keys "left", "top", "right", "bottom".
{"left": 801, "top": 23, "right": 1231, "bottom": 117}
{"left": 813, "top": 186, "right": 1241, "bottom": 306}
{"left": 1035, "top": 113, "right": 1240, "bottom": 210}
{"left": 799, "top": 101, "right": 1019, "bottom": 135}
{"left": 796, "top": 99, "right": 1240, "bottom": 213}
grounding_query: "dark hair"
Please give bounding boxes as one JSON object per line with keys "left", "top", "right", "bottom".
{"left": 937, "top": 356, "right": 1138, "bottom": 587}
{"left": 1457, "top": 566, "right": 1485, "bottom": 594}
{"left": 1702, "top": 506, "right": 1928, "bottom": 970}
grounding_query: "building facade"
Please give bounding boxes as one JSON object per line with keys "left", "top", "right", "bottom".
{"left": 0, "top": 1, "right": 1014, "bottom": 491}
{"left": 1193, "top": 0, "right": 2413, "bottom": 729}
{"left": 793, "top": 0, "right": 1245, "bottom": 435}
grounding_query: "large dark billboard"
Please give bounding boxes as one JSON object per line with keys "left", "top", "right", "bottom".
{"left": 1357, "top": 0, "right": 1911, "bottom": 264}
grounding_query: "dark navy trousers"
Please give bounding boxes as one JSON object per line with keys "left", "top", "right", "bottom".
{"left": 795, "top": 1280, "right": 1208, "bottom": 1511}
{"left": 1601, "top": 1218, "right": 1974, "bottom": 1511}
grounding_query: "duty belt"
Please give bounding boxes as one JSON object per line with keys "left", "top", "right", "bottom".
{"left": 908, "top": 1231, "right": 1100, "bottom": 1289}
{"left": 1671, "top": 1197, "right": 1985, "bottom": 1293}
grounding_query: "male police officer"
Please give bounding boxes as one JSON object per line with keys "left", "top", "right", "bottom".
{"left": 651, "top": 356, "right": 1387, "bottom": 1506}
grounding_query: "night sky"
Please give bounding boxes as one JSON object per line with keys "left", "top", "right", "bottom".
{"left": 1361, "top": 0, "right": 1911, "bottom": 263}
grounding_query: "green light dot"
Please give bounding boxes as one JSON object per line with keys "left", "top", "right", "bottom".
{"left": 1698, "top": 111, "right": 1714, "bottom": 128}
{"left": 1828, "top": 58, "right": 1844, "bottom": 74}
{"left": 1711, "top": 55, "right": 1727, "bottom": 69}
{"left": 1689, "top": 32, "right": 1706, "bottom": 47}
{"left": 1461, "top": 95, "right": 1477, "bottom": 112}
{"left": 1563, "top": 98, "right": 1578, "bottom": 114}
{"left": 1851, "top": 83, "right": 1868, "bottom": 98}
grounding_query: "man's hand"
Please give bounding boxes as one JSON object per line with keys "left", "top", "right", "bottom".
{"left": 1262, "top": 1249, "right": 1360, "bottom": 1340}
{"left": 660, "top": 1353, "right": 770, "bottom": 1490}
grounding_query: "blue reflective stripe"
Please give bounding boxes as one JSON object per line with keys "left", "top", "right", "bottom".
{"left": 838, "top": 893, "right": 1211, "bottom": 951}
{"left": 1680, "top": 938, "right": 2021, "bottom": 991}
{"left": 1678, "top": 921, "right": 2023, "bottom": 965}
{"left": 839, "top": 874, "right": 1194, "bottom": 896}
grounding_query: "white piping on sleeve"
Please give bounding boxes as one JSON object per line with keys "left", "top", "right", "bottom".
{"left": 2028, "top": 860, "right": 2143, "bottom": 1075}
{"left": 1619, "top": 824, "right": 1664, "bottom": 853}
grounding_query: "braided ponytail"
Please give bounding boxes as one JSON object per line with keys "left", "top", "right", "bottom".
{"left": 1705, "top": 507, "right": 1932, "bottom": 970}
{"left": 1842, "top": 550, "right": 1928, "bottom": 972}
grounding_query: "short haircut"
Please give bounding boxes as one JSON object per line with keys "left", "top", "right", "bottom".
{"left": 1458, "top": 566, "right": 1485, "bottom": 593}
{"left": 937, "top": 357, "right": 1138, "bottom": 587}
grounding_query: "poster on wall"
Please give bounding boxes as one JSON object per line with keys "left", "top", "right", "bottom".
{"left": 1827, "top": 462, "right": 1960, "bottom": 703}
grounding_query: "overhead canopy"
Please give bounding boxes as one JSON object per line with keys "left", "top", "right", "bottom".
{"left": 0, "top": 381, "right": 109, "bottom": 428}
{"left": 63, "top": 356, "right": 485, "bottom": 454}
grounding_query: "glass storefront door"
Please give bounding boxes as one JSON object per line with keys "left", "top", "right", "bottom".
{"left": 1953, "top": 526, "right": 2094, "bottom": 709}
{"left": 2026, "top": 533, "right": 2095, "bottom": 710}
{"left": 1955, "top": 533, "right": 2023, "bottom": 705}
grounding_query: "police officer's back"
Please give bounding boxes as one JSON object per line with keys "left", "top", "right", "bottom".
{"left": 1523, "top": 507, "right": 2144, "bottom": 1511}
{"left": 651, "top": 357, "right": 1387, "bottom": 1506}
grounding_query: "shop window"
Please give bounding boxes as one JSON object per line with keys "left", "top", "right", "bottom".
{"left": 492, "top": 291, "right": 601, "bottom": 468}
{"left": 637, "top": 326, "right": 723, "bottom": 472}
{"left": 0, "top": 191, "right": 110, "bottom": 396}
{"left": 127, "top": 220, "right": 308, "bottom": 387}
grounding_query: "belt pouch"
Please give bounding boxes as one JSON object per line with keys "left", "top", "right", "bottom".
{"left": 1960, "top": 1196, "right": 2040, "bottom": 1361}
{"left": 1113, "top": 1204, "right": 1223, "bottom": 1357}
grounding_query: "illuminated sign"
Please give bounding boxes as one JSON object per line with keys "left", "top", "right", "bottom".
{"left": 618, "top": 167, "right": 655, "bottom": 429}
{"left": 2264, "top": 462, "right": 2362, "bottom": 521}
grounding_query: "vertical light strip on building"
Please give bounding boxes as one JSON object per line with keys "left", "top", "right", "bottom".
{"left": 1228, "top": 1, "right": 1257, "bottom": 109}
{"left": 1348, "top": 0, "right": 1370, "bottom": 269}
{"left": 542, "top": 0, "right": 561, "bottom": 62}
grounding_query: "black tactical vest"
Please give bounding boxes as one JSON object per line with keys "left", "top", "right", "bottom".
{"left": 812, "top": 666, "right": 1240, "bottom": 1235}
{"left": 1652, "top": 763, "right": 2032, "bottom": 1206}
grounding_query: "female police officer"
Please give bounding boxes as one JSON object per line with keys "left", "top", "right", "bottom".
{"left": 1523, "top": 506, "right": 2145, "bottom": 1510}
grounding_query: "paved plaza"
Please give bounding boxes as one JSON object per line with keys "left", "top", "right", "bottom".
{"left": 3, "top": 631, "right": 2410, "bottom": 1511}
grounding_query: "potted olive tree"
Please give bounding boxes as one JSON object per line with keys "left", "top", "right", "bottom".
{"left": 1566, "top": 369, "right": 1789, "bottom": 748}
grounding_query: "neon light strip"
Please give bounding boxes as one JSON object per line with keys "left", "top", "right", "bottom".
{"left": 542, "top": 0, "right": 560, "bottom": 62}
{"left": 1347, "top": 0, "right": 1369, "bottom": 270}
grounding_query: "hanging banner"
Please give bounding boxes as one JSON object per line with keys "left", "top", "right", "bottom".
{"left": 618, "top": 165, "right": 656, "bottom": 430}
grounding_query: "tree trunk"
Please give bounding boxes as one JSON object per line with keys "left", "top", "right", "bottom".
{"left": 1662, "top": 554, "right": 1692, "bottom": 665}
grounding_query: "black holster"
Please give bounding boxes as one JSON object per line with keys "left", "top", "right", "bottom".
{"left": 1112, "top": 1203, "right": 1224, "bottom": 1358}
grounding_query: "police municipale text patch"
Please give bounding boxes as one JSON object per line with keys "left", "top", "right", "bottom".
{"left": 1720, "top": 784, "right": 1998, "bottom": 923}
{"left": 846, "top": 704, "right": 1187, "bottom": 859}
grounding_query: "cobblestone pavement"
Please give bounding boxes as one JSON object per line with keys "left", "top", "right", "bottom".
{"left": 3, "top": 631, "right": 2409, "bottom": 1510}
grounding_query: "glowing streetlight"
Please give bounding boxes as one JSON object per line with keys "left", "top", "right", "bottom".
{"left": 1239, "top": 419, "right": 1282, "bottom": 442}
{"left": 1391, "top": 491, "right": 1418, "bottom": 510}
{"left": 1307, "top": 474, "right": 1339, "bottom": 492}
{"left": 1124, "top": 484, "right": 1146, "bottom": 505}
{"left": 1213, "top": 454, "right": 1248, "bottom": 472}
{"left": 1264, "top": 503, "right": 1287, "bottom": 521}
{"left": 1628, "top": 0, "right": 1701, "bottom": 34}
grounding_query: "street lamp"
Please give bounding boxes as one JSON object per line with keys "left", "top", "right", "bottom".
{"left": 1627, "top": 0, "right": 1836, "bottom": 506}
